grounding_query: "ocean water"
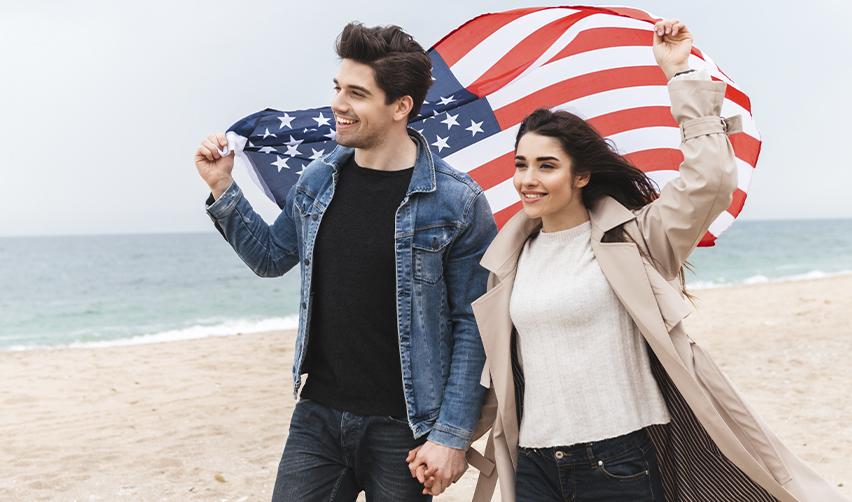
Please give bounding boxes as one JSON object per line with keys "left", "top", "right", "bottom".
{"left": 1, "top": 219, "right": 850, "bottom": 350}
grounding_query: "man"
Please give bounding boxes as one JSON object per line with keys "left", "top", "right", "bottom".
{"left": 194, "top": 22, "right": 497, "bottom": 501}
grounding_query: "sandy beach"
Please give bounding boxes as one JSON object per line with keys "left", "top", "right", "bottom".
{"left": 2, "top": 275, "right": 850, "bottom": 501}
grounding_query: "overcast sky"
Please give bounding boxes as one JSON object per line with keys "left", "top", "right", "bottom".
{"left": 1, "top": 0, "right": 850, "bottom": 237}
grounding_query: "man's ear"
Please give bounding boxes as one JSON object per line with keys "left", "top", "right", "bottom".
{"left": 394, "top": 95, "right": 414, "bottom": 122}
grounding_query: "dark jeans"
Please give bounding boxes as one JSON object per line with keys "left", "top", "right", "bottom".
{"left": 271, "top": 399, "right": 431, "bottom": 502}
{"left": 515, "top": 428, "right": 664, "bottom": 502}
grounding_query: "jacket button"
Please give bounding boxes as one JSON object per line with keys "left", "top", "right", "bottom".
{"left": 304, "top": 258, "right": 311, "bottom": 266}
{"left": 311, "top": 214, "right": 318, "bottom": 221}
{"left": 301, "top": 302, "right": 307, "bottom": 309}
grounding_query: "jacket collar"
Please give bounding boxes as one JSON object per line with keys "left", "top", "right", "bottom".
{"left": 480, "top": 196, "right": 637, "bottom": 277}
{"left": 320, "top": 127, "right": 437, "bottom": 196}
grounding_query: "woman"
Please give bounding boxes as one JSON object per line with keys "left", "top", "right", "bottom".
{"left": 467, "top": 19, "right": 847, "bottom": 502}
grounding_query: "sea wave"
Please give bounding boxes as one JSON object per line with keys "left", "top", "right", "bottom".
{"left": 5, "top": 316, "right": 300, "bottom": 351}
{"left": 688, "top": 269, "right": 852, "bottom": 289}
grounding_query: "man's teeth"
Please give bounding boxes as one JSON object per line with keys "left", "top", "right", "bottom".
{"left": 337, "top": 118, "right": 358, "bottom": 125}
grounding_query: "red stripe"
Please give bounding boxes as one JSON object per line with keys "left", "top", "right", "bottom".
{"left": 467, "top": 11, "right": 596, "bottom": 97}
{"left": 587, "top": 106, "right": 676, "bottom": 137}
{"left": 434, "top": 7, "right": 546, "bottom": 68}
{"left": 494, "top": 201, "right": 523, "bottom": 228}
{"left": 698, "top": 231, "right": 717, "bottom": 247}
{"left": 710, "top": 76, "right": 752, "bottom": 112}
{"left": 729, "top": 133, "right": 761, "bottom": 167}
{"left": 545, "top": 27, "right": 706, "bottom": 65}
{"left": 546, "top": 27, "right": 651, "bottom": 64}
{"left": 728, "top": 188, "right": 747, "bottom": 216}
{"left": 468, "top": 151, "right": 515, "bottom": 192}
{"left": 494, "top": 66, "right": 668, "bottom": 128}
{"left": 592, "top": 6, "right": 659, "bottom": 23}
{"left": 624, "top": 148, "right": 684, "bottom": 173}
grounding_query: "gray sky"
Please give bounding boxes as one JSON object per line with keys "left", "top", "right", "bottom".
{"left": 1, "top": 0, "right": 850, "bottom": 237}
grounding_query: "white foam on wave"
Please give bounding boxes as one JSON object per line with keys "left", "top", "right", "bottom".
{"left": 688, "top": 269, "right": 852, "bottom": 289}
{"left": 5, "top": 316, "right": 300, "bottom": 351}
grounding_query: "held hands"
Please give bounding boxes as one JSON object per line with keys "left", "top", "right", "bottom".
{"left": 406, "top": 441, "right": 468, "bottom": 497}
{"left": 195, "top": 132, "right": 235, "bottom": 199}
{"left": 652, "top": 19, "right": 694, "bottom": 80}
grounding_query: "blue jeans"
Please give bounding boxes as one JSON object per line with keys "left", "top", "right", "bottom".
{"left": 515, "top": 428, "right": 664, "bottom": 502}
{"left": 271, "top": 399, "right": 431, "bottom": 502}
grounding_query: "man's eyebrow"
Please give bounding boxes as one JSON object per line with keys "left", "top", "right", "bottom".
{"left": 333, "top": 79, "right": 372, "bottom": 95}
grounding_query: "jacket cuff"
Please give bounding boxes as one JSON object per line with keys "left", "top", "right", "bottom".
{"left": 205, "top": 181, "right": 242, "bottom": 220}
{"left": 427, "top": 422, "right": 473, "bottom": 450}
{"left": 667, "top": 79, "right": 726, "bottom": 123}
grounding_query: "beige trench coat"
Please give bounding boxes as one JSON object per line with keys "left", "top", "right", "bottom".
{"left": 463, "top": 79, "right": 847, "bottom": 501}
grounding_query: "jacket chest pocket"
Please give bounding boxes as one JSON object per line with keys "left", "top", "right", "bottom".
{"left": 412, "top": 225, "right": 455, "bottom": 284}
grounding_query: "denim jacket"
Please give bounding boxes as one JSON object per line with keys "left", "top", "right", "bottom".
{"left": 206, "top": 129, "right": 497, "bottom": 449}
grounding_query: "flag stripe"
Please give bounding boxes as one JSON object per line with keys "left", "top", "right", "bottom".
{"left": 449, "top": 9, "right": 579, "bottom": 88}
{"left": 433, "top": 7, "right": 546, "bottom": 68}
{"left": 494, "top": 66, "right": 667, "bottom": 127}
{"left": 467, "top": 11, "right": 596, "bottom": 96}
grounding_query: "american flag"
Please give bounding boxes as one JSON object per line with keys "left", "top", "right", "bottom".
{"left": 223, "top": 5, "right": 760, "bottom": 246}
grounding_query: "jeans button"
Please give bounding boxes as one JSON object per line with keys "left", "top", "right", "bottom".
{"left": 554, "top": 451, "right": 564, "bottom": 460}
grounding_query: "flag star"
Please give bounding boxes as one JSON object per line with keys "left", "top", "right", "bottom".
{"left": 415, "top": 128, "right": 424, "bottom": 135}
{"left": 465, "top": 119, "right": 484, "bottom": 137}
{"left": 432, "top": 135, "right": 450, "bottom": 152}
{"left": 324, "top": 128, "right": 336, "bottom": 141}
{"left": 285, "top": 135, "right": 303, "bottom": 146}
{"left": 423, "top": 100, "right": 430, "bottom": 105}
{"left": 248, "top": 141, "right": 255, "bottom": 148}
{"left": 271, "top": 156, "right": 290, "bottom": 172}
{"left": 441, "top": 113, "right": 459, "bottom": 130}
{"left": 259, "top": 146, "right": 277, "bottom": 154}
{"left": 285, "top": 143, "right": 301, "bottom": 157}
{"left": 438, "top": 95, "right": 456, "bottom": 106}
{"left": 313, "top": 112, "right": 331, "bottom": 127}
{"left": 310, "top": 148, "right": 325, "bottom": 160}
{"left": 263, "top": 128, "right": 277, "bottom": 139}
{"left": 277, "top": 113, "right": 295, "bottom": 129}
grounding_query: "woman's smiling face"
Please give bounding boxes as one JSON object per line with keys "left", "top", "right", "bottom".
{"left": 513, "top": 132, "right": 589, "bottom": 225}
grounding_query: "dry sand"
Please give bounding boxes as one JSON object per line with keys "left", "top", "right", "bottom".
{"left": 2, "top": 275, "right": 850, "bottom": 501}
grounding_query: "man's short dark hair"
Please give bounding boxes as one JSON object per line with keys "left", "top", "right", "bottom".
{"left": 336, "top": 22, "right": 432, "bottom": 121}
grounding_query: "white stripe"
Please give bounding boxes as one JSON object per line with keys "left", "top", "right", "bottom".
{"left": 736, "top": 159, "right": 753, "bottom": 192}
{"left": 448, "top": 122, "right": 519, "bottom": 173}
{"left": 607, "top": 126, "right": 680, "bottom": 155}
{"left": 450, "top": 8, "right": 578, "bottom": 87}
{"left": 484, "top": 177, "right": 520, "bottom": 214}
{"left": 489, "top": 45, "right": 720, "bottom": 109}
{"left": 708, "top": 210, "right": 736, "bottom": 237}
{"left": 506, "top": 13, "right": 655, "bottom": 86}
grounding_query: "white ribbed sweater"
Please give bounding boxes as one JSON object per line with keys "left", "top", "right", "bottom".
{"left": 509, "top": 221, "right": 670, "bottom": 448}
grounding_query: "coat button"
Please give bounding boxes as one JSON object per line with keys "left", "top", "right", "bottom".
{"left": 554, "top": 451, "right": 564, "bottom": 460}
{"left": 304, "top": 258, "right": 311, "bottom": 266}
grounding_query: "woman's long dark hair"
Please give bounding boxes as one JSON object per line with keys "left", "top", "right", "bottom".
{"left": 516, "top": 108, "right": 692, "bottom": 297}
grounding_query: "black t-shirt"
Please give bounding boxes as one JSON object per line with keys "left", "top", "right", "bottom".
{"left": 299, "top": 155, "right": 414, "bottom": 417}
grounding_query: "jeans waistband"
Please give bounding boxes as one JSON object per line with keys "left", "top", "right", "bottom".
{"left": 519, "top": 428, "right": 652, "bottom": 467}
